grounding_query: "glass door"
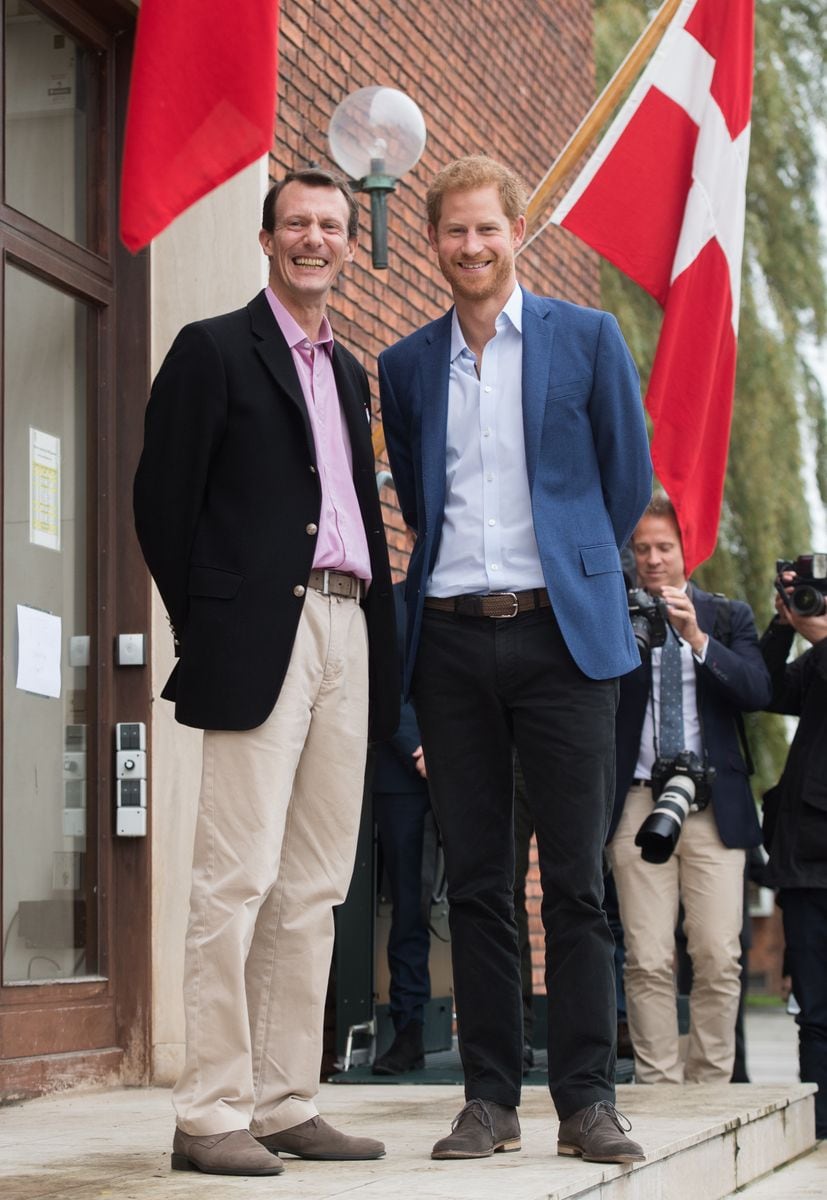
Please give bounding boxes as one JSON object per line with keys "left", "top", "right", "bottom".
{"left": 2, "top": 262, "right": 98, "bottom": 986}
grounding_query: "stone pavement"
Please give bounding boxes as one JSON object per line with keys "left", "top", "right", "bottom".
{"left": 0, "top": 1008, "right": 820, "bottom": 1200}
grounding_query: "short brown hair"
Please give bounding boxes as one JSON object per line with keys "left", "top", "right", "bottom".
{"left": 426, "top": 155, "right": 528, "bottom": 228}
{"left": 643, "top": 491, "right": 678, "bottom": 525}
{"left": 262, "top": 168, "right": 359, "bottom": 240}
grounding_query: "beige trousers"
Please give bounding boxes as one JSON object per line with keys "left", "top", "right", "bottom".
{"left": 607, "top": 784, "right": 745, "bottom": 1084}
{"left": 173, "top": 588, "right": 369, "bottom": 1136}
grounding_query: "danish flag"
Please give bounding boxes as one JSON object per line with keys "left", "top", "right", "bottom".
{"left": 552, "top": 0, "right": 754, "bottom": 572}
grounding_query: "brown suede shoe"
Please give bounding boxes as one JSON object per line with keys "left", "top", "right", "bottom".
{"left": 257, "top": 1115, "right": 385, "bottom": 1160}
{"left": 431, "top": 1098, "right": 521, "bottom": 1159}
{"left": 171, "top": 1128, "right": 284, "bottom": 1175}
{"left": 557, "top": 1100, "right": 645, "bottom": 1163}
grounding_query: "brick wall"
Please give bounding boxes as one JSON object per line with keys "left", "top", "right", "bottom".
{"left": 273, "top": 0, "right": 601, "bottom": 1001}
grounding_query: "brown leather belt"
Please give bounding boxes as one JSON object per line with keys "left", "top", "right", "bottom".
{"left": 307, "top": 568, "right": 363, "bottom": 600}
{"left": 424, "top": 588, "right": 551, "bottom": 619}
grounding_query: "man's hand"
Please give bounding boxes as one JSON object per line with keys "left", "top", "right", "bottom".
{"left": 661, "top": 586, "right": 708, "bottom": 656}
{"left": 412, "top": 745, "right": 427, "bottom": 780}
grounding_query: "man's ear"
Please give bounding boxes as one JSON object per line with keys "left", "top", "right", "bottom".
{"left": 512, "top": 214, "right": 527, "bottom": 250}
{"left": 427, "top": 223, "right": 439, "bottom": 253}
{"left": 258, "top": 228, "right": 273, "bottom": 258}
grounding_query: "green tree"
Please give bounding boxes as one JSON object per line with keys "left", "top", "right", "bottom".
{"left": 593, "top": 0, "right": 827, "bottom": 791}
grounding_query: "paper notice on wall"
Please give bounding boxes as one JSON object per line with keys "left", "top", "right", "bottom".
{"left": 30, "top": 427, "right": 60, "bottom": 551}
{"left": 16, "top": 604, "right": 61, "bottom": 698}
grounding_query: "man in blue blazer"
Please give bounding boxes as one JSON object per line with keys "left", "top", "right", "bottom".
{"left": 606, "top": 494, "right": 771, "bottom": 1085}
{"left": 379, "top": 156, "right": 652, "bottom": 1164}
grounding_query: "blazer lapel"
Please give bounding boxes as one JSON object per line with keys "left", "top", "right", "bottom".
{"left": 331, "top": 346, "right": 372, "bottom": 474}
{"left": 419, "top": 311, "right": 452, "bottom": 557}
{"left": 520, "top": 289, "right": 556, "bottom": 492}
{"left": 247, "top": 292, "right": 316, "bottom": 459}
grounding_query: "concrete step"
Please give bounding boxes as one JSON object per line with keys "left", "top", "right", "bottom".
{"left": 0, "top": 1081, "right": 817, "bottom": 1200}
{"left": 721, "top": 1139, "right": 827, "bottom": 1199}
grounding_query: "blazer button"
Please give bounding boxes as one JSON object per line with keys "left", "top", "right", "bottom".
{"left": 305, "top": 523, "right": 318, "bottom": 535}
{"left": 309, "top": 464, "right": 317, "bottom": 474}
{"left": 293, "top": 585, "right": 306, "bottom": 597}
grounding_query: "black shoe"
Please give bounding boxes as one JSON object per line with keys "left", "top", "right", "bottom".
{"left": 372, "top": 1020, "right": 425, "bottom": 1075}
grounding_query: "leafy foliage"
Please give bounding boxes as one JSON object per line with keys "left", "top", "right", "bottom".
{"left": 593, "top": 0, "right": 827, "bottom": 791}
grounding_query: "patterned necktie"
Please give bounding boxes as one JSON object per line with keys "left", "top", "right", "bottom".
{"left": 658, "top": 632, "right": 684, "bottom": 758}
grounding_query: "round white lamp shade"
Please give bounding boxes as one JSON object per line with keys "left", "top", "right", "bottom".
{"left": 329, "top": 86, "right": 426, "bottom": 180}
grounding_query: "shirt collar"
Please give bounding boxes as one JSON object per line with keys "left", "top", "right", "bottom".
{"left": 265, "top": 286, "right": 334, "bottom": 351}
{"left": 449, "top": 283, "right": 523, "bottom": 363}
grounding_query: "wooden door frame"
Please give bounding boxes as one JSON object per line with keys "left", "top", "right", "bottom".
{"left": 0, "top": 0, "right": 150, "bottom": 1099}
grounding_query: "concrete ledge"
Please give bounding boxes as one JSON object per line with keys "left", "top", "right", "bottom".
{"left": 0, "top": 1082, "right": 816, "bottom": 1199}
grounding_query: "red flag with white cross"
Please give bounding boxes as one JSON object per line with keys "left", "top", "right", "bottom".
{"left": 552, "top": 0, "right": 754, "bottom": 572}
{"left": 120, "top": 0, "right": 279, "bottom": 253}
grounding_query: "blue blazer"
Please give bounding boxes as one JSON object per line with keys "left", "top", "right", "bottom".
{"left": 379, "top": 287, "right": 653, "bottom": 694}
{"left": 610, "top": 585, "right": 772, "bottom": 849}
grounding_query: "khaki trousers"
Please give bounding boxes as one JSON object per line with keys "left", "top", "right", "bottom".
{"left": 173, "top": 588, "right": 369, "bottom": 1135}
{"left": 607, "top": 784, "right": 745, "bottom": 1084}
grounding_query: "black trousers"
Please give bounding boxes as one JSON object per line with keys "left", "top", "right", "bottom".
{"left": 781, "top": 887, "right": 827, "bottom": 1139}
{"left": 411, "top": 605, "right": 618, "bottom": 1117}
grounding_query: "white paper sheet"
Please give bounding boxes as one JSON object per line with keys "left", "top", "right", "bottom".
{"left": 16, "top": 604, "right": 61, "bottom": 698}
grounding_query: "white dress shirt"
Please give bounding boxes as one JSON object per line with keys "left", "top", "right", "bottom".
{"left": 634, "top": 585, "right": 709, "bottom": 778}
{"left": 428, "top": 285, "right": 545, "bottom": 597}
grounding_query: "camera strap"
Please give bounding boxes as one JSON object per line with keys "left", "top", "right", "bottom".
{"left": 711, "top": 593, "right": 756, "bottom": 776}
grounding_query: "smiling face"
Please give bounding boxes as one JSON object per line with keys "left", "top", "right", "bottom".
{"left": 258, "top": 180, "right": 356, "bottom": 309}
{"left": 428, "top": 185, "right": 525, "bottom": 307}
{"left": 632, "top": 514, "right": 687, "bottom": 594}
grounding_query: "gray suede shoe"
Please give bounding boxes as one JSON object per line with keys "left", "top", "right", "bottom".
{"left": 171, "top": 1128, "right": 284, "bottom": 1175}
{"left": 431, "top": 1098, "right": 521, "bottom": 1159}
{"left": 557, "top": 1101, "right": 645, "bottom": 1163}
{"left": 257, "top": 1115, "right": 385, "bottom": 1160}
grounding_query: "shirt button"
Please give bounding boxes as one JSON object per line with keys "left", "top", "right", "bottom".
{"left": 486, "top": 474, "right": 494, "bottom": 482}
{"left": 293, "top": 585, "right": 306, "bottom": 597}
{"left": 484, "top": 385, "right": 492, "bottom": 393}
{"left": 483, "top": 428, "right": 491, "bottom": 438}
{"left": 491, "top": 564, "right": 499, "bottom": 571}
{"left": 488, "top": 519, "right": 496, "bottom": 526}
{"left": 305, "top": 523, "right": 318, "bottom": 535}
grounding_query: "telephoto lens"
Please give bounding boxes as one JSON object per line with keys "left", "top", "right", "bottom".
{"left": 635, "top": 773, "right": 697, "bottom": 863}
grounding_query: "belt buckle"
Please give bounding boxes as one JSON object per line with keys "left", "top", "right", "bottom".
{"left": 322, "top": 568, "right": 331, "bottom": 595}
{"left": 490, "top": 591, "right": 519, "bottom": 619}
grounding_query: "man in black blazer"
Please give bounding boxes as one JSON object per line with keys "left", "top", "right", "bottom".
{"left": 607, "top": 493, "right": 771, "bottom": 1085}
{"left": 134, "top": 170, "right": 397, "bottom": 1177}
{"left": 760, "top": 571, "right": 827, "bottom": 1138}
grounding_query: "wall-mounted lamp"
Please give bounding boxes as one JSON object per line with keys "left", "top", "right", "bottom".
{"left": 328, "top": 86, "right": 426, "bottom": 270}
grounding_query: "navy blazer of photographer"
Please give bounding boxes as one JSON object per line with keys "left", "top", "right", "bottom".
{"left": 609, "top": 584, "right": 772, "bottom": 849}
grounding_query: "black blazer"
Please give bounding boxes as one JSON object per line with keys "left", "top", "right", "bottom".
{"left": 133, "top": 290, "right": 398, "bottom": 738}
{"left": 760, "top": 621, "right": 827, "bottom": 889}
{"left": 610, "top": 585, "right": 771, "bottom": 849}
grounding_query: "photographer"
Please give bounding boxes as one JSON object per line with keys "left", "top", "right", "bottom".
{"left": 607, "top": 494, "right": 771, "bottom": 1084}
{"left": 760, "top": 565, "right": 827, "bottom": 1139}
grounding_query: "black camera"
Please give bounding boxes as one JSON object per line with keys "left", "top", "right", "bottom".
{"left": 627, "top": 588, "right": 669, "bottom": 660}
{"left": 634, "top": 751, "right": 716, "bottom": 864}
{"left": 776, "top": 554, "right": 827, "bottom": 618}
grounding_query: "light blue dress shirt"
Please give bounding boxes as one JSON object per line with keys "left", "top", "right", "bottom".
{"left": 428, "top": 285, "right": 546, "bottom": 598}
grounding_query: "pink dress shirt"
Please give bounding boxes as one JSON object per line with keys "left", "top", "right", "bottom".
{"left": 265, "top": 288, "right": 371, "bottom": 583}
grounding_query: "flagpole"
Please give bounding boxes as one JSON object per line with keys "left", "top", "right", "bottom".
{"left": 521, "top": 0, "right": 684, "bottom": 243}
